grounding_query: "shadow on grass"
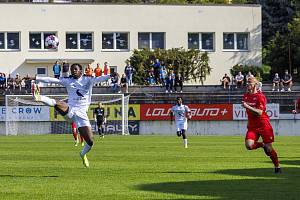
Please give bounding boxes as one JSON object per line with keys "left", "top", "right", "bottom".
{"left": 136, "top": 168, "right": 300, "bottom": 200}
{"left": 0, "top": 174, "right": 58, "bottom": 178}
{"left": 280, "top": 159, "right": 300, "bottom": 167}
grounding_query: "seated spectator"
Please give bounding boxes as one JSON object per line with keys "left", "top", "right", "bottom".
{"left": 120, "top": 74, "right": 128, "bottom": 93}
{"left": 0, "top": 73, "right": 6, "bottom": 89}
{"left": 85, "top": 64, "right": 93, "bottom": 76}
{"left": 272, "top": 73, "right": 280, "bottom": 92}
{"left": 165, "top": 70, "right": 175, "bottom": 93}
{"left": 111, "top": 72, "right": 120, "bottom": 93}
{"left": 14, "top": 73, "right": 22, "bottom": 92}
{"left": 281, "top": 70, "right": 293, "bottom": 92}
{"left": 235, "top": 71, "right": 244, "bottom": 89}
{"left": 23, "top": 74, "right": 32, "bottom": 94}
{"left": 246, "top": 71, "right": 254, "bottom": 81}
{"left": 220, "top": 73, "right": 231, "bottom": 90}
{"left": 174, "top": 73, "right": 183, "bottom": 93}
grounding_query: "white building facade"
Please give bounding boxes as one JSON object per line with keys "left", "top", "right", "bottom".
{"left": 0, "top": 3, "right": 261, "bottom": 84}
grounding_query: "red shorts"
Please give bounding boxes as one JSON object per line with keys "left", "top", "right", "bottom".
{"left": 245, "top": 127, "right": 274, "bottom": 144}
{"left": 71, "top": 122, "right": 76, "bottom": 129}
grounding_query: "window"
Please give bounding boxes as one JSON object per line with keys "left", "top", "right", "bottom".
{"left": 29, "top": 32, "right": 57, "bottom": 50}
{"left": 36, "top": 67, "right": 47, "bottom": 76}
{"left": 138, "top": 32, "right": 165, "bottom": 49}
{"left": 66, "top": 32, "right": 93, "bottom": 50}
{"left": 223, "top": 32, "right": 249, "bottom": 50}
{"left": 0, "top": 32, "right": 20, "bottom": 50}
{"left": 188, "top": 32, "right": 214, "bottom": 51}
{"left": 102, "top": 32, "right": 129, "bottom": 50}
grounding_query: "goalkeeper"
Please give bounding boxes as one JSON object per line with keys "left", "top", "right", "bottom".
{"left": 93, "top": 102, "right": 107, "bottom": 138}
{"left": 31, "top": 63, "right": 110, "bottom": 168}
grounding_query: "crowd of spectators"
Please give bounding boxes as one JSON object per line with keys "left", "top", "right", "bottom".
{"left": 0, "top": 72, "right": 33, "bottom": 94}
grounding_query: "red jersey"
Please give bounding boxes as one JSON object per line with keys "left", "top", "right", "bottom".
{"left": 243, "top": 92, "right": 271, "bottom": 130}
{"left": 71, "top": 122, "right": 76, "bottom": 129}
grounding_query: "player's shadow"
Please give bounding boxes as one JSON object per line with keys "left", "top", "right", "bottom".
{"left": 136, "top": 168, "right": 300, "bottom": 200}
{"left": 278, "top": 159, "right": 300, "bottom": 167}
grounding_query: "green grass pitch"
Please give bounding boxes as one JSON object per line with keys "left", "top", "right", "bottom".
{"left": 0, "top": 135, "right": 299, "bottom": 200}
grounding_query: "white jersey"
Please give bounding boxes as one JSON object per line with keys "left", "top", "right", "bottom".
{"left": 171, "top": 104, "right": 190, "bottom": 121}
{"left": 36, "top": 75, "right": 110, "bottom": 109}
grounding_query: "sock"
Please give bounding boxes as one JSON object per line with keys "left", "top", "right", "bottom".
{"left": 269, "top": 150, "right": 279, "bottom": 167}
{"left": 80, "top": 135, "right": 84, "bottom": 143}
{"left": 252, "top": 142, "right": 264, "bottom": 149}
{"left": 81, "top": 143, "right": 92, "bottom": 157}
{"left": 72, "top": 130, "right": 78, "bottom": 141}
{"left": 184, "top": 139, "right": 188, "bottom": 148}
{"left": 40, "top": 96, "right": 56, "bottom": 106}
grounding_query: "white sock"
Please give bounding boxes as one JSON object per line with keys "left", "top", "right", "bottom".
{"left": 81, "top": 143, "right": 92, "bottom": 156}
{"left": 184, "top": 139, "right": 188, "bottom": 148}
{"left": 40, "top": 96, "right": 56, "bottom": 106}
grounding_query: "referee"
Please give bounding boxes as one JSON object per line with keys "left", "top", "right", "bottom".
{"left": 93, "top": 102, "right": 106, "bottom": 138}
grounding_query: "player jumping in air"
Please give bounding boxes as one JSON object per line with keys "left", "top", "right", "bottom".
{"left": 93, "top": 102, "right": 107, "bottom": 138}
{"left": 242, "top": 77, "right": 281, "bottom": 174}
{"left": 72, "top": 121, "right": 84, "bottom": 147}
{"left": 32, "top": 63, "right": 110, "bottom": 168}
{"left": 171, "top": 97, "right": 191, "bottom": 148}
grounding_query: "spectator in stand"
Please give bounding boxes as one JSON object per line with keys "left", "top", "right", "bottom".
{"left": 272, "top": 73, "right": 280, "bottom": 92}
{"left": 220, "top": 73, "right": 231, "bottom": 90}
{"left": 246, "top": 71, "right": 254, "bottom": 81}
{"left": 124, "top": 60, "right": 134, "bottom": 86}
{"left": 23, "top": 74, "right": 32, "bottom": 94}
{"left": 120, "top": 74, "right": 128, "bottom": 93}
{"left": 94, "top": 63, "right": 102, "bottom": 86}
{"left": 53, "top": 61, "right": 61, "bottom": 79}
{"left": 148, "top": 68, "right": 155, "bottom": 85}
{"left": 281, "top": 69, "right": 293, "bottom": 92}
{"left": 159, "top": 62, "right": 167, "bottom": 87}
{"left": 153, "top": 58, "right": 161, "bottom": 84}
{"left": 14, "top": 73, "right": 22, "bottom": 92}
{"left": 0, "top": 73, "right": 6, "bottom": 90}
{"left": 6, "top": 74, "right": 14, "bottom": 93}
{"left": 85, "top": 64, "right": 93, "bottom": 77}
{"left": 165, "top": 70, "right": 175, "bottom": 93}
{"left": 111, "top": 72, "right": 120, "bottom": 93}
{"left": 103, "top": 62, "right": 110, "bottom": 85}
{"left": 174, "top": 73, "right": 184, "bottom": 93}
{"left": 235, "top": 71, "right": 244, "bottom": 89}
{"left": 62, "top": 61, "right": 70, "bottom": 78}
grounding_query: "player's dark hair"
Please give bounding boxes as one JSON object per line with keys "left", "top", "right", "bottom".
{"left": 177, "top": 97, "right": 182, "bottom": 101}
{"left": 70, "top": 63, "right": 83, "bottom": 71}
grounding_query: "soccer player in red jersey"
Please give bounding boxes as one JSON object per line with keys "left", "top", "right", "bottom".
{"left": 242, "top": 77, "right": 281, "bottom": 174}
{"left": 292, "top": 98, "right": 300, "bottom": 114}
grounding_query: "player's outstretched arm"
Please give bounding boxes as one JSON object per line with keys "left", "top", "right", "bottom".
{"left": 36, "top": 76, "right": 62, "bottom": 84}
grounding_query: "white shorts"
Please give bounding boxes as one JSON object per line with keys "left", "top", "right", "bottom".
{"left": 175, "top": 120, "right": 187, "bottom": 131}
{"left": 65, "top": 106, "right": 91, "bottom": 128}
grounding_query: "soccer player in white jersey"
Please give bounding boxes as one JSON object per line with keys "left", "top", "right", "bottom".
{"left": 31, "top": 63, "right": 110, "bottom": 168}
{"left": 171, "top": 97, "right": 191, "bottom": 148}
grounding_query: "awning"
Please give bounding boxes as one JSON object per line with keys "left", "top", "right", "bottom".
{"left": 25, "top": 58, "right": 95, "bottom": 64}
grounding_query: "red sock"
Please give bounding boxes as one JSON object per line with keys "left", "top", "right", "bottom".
{"left": 269, "top": 150, "right": 279, "bottom": 167}
{"left": 72, "top": 130, "right": 78, "bottom": 141}
{"left": 252, "top": 142, "right": 264, "bottom": 149}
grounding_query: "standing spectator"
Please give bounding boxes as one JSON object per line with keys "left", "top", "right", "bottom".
{"left": 53, "top": 61, "right": 61, "bottom": 79}
{"left": 174, "top": 73, "right": 183, "bottom": 93}
{"left": 62, "top": 61, "right": 70, "bottom": 78}
{"left": 0, "top": 73, "right": 6, "bottom": 90}
{"left": 111, "top": 72, "right": 120, "bottom": 93}
{"left": 220, "top": 73, "right": 231, "bottom": 90}
{"left": 272, "top": 73, "right": 280, "bottom": 92}
{"left": 85, "top": 64, "right": 93, "bottom": 77}
{"left": 147, "top": 68, "right": 155, "bottom": 85}
{"left": 153, "top": 59, "right": 161, "bottom": 84}
{"left": 23, "top": 74, "right": 32, "bottom": 94}
{"left": 120, "top": 74, "right": 128, "bottom": 93}
{"left": 159, "top": 63, "right": 167, "bottom": 87}
{"left": 14, "top": 73, "right": 22, "bottom": 92}
{"left": 124, "top": 61, "right": 134, "bottom": 86}
{"left": 94, "top": 63, "right": 102, "bottom": 86}
{"left": 235, "top": 71, "right": 244, "bottom": 89}
{"left": 281, "top": 70, "right": 293, "bottom": 92}
{"left": 6, "top": 74, "right": 14, "bottom": 93}
{"left": 103, "top": 62, "right": 110, "bottom": 85}
{"left": 165, "top": 70, "right": 175, "bottom": 93}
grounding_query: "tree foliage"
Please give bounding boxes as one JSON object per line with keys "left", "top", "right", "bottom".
{"left": 128, "top": 48, "right": 211, "bottom": 85}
